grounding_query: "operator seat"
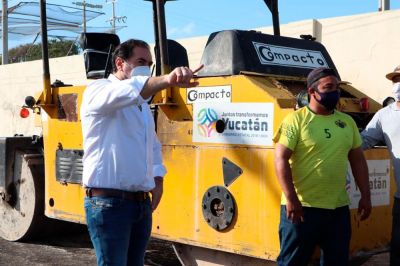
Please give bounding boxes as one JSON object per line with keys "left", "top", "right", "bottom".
{"left": 165, "top": 39, "right": 189, "bottom": 69}
{"left": 79, "top": 32, "right": 120, "bottom": 79}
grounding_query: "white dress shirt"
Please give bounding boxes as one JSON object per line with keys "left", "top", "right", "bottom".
{"left": 362, "top": 102, "right": 400, "bottom": 198}
{"left": 80, "top": 74, "right": 166, "bottom": 192}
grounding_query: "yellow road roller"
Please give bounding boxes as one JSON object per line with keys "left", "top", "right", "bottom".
{"left": 0, "top": 0, "right": 394, "bottom": 265}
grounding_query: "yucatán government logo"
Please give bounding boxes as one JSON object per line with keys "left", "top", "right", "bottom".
{"left": 252, "top": 41, "right": 328, "bottom": 69}
{"left": 197, "top": 108, "right": 218, "bottom": 137}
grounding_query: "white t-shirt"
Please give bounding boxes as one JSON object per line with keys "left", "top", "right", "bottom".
{"left": 362, "top": 102, "right": 400, "bottom": 198}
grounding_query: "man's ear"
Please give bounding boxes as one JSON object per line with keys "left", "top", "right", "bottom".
{"left": 308, "top": 87, "right": 319, "bottom": 101}
{"left": 115, "top": 57, "right": 124, "bottom": 71}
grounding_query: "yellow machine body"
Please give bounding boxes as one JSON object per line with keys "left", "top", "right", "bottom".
{"left": 0, "top": 2, "right": 392, "bottom": 263}
{"left": 40, "top": 86, "right": 86, "bottom": 223}
{"left": 38, "top": 74, "right": 394, "bottom": 261}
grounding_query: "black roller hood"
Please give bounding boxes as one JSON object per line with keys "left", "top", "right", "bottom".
{"left": 198, "top": 30, "right": 340, "bottom": 80}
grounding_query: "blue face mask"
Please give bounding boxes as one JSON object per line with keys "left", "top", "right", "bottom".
{"left": 314, "top": 90, "right": 340, "bottom": 111}
{"left": 131, "top": 66, "right": 152, "bottom": 77}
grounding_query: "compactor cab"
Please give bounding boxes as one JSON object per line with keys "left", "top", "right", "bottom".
{"left": 79, "top": 32, "right": 120, "bottom": 79}
{"left": 150, "top": 29, "right": 390, "bottom": 265}
{"left": 199, "top": 29, "right": 337, "bottom": 77}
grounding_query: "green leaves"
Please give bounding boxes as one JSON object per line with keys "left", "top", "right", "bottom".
{"left": 6, "top": 39, "right": 79, "bottom": 64}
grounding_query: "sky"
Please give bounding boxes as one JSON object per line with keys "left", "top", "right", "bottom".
{"left": 3, "top": 0, "right": 400, "bottom": 49}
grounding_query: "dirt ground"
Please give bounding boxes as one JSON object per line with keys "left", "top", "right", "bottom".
{"left": 0, "top": 224, "right": 390, "bottom": 266}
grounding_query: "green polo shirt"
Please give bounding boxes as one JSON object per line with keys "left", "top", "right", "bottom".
{"left": 273, "top": 106, "right": 362, "bottom": 209}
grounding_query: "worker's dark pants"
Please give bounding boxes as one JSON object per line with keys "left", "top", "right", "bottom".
{"left": 277, "top": 205, "right": 351, "bottom": 266}
{"left": 84, "top": 196, "right": 152, "bottom": 266}
{"left": 391, "top": 197, "right": 400, "bottom": 266}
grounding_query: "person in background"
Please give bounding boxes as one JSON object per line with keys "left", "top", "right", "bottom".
{"left": 81, "top": 38, "right": 202, "bottom": 266}
{"left": 361, "top": 65, "right": 400, "bottom": 266}
{"left": 382, "top": 96, "right": 395, "bottom": 107}
{"left": 274, "top": 67, "right": 372, "bottom": 266}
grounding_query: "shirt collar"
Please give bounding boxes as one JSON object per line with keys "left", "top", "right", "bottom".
{"left": 394, "top": 102, "right": 400, "bottom": 111}
{"left": 108, "top": 73, "right": 121, "bottom": 82}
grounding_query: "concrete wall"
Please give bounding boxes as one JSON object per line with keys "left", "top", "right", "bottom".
{"left": 320, "top": 10, "right": 400, "bottom": 103}
{"left": 182, "top": 10, "right": 400, "bottom": 104}
{"left": 0, "top": 9, "right": 399, "bottom": 136}
{"left": 0, "top": 55, "right": 87, "bottom": 136}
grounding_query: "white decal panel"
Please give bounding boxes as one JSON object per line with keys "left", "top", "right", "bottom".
{"left": 347, "top": 160, "right": 391, "bottom": 209}
{"left": 192, "top": 103, "right": 274, "bottom": 146}
{"left": 253, "top": 42, "right": 328, "bottom": 69}
{"left": 186, "top": 86, "right": 232, "bottom": 104}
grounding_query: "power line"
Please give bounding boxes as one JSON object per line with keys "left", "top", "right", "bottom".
{"left": 105, "top": 0, "right": 126, "bottom": 34}
{"left": 72, "top": 1, "right": 103, "bottom": 33}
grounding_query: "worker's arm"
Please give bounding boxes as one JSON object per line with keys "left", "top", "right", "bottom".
{"left": 274, "top": 143, "right": 304, "bottom": 224}
{"left": 361, "top": 111, "right": 384, "bottom": 150}
{"left": 82, "top": 65, "right": 203, "bottom": 115}
{"left": 151, "top": 176, "right": 163, "bottom": 212}
{"left": 82, "top": 77, "right": 150, "bottom": 114}
{"left": 150, "top": 129, "right": 166, "bottom": 211}
{"left": 348, "top": 147, "right": 371, "bottom": 220}
{"left": 140, "top": 65, "right": 203, "bottom": 99}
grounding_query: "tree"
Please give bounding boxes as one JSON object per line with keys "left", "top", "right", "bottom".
{"left": 7, "top": 39, "right": 79, "bottom": 63}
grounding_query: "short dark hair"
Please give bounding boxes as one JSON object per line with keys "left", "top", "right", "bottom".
{"left": 382, "top": 96, "right": 395, "bottom": 107}
{"left": 311, "top": 80, "right": 319, "bottom": 91}
{"left": 112, "top": 39, "right": 150, "bottom": 73}
{"left": 307, "top": 67, "right": 339, "bottom": 88}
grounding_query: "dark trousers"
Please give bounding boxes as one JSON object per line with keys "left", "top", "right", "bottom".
{"left": 277, "top": 205, "right": 351, "bottom": 266}
{"left": 84, "top": 196, "right": 152, "bottom": 266}
{"left": 391, "top": 197, "right": 400, "bottom": 266}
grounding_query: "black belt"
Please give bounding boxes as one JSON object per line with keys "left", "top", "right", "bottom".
{"left": 86, "top": 188, "right": 149, "bottom": 201}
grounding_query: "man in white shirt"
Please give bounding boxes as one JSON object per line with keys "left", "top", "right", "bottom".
{"left": 80, "top": 39, "right": 201, "bottom": 266}
{"left": 362, "top": 65, "right": 400, "bottom": 266}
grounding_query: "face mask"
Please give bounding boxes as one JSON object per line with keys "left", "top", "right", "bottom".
{"left": 131, "top": 66, "right": 151, "bottom": 77}
{"left": 393, "top": 82, "right": 400, "bottom": 101}
{"left": 314, "top": 90, "right": 340, "bottom": 111}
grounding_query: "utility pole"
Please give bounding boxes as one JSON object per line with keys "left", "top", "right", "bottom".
{"left": 72, "top": 1, "right": 102, "bottom": 33}
{"left": 2, "top": 0, "right": 8, "bottom": 65}
{"left": 379, "top": 0, "right": 390, "bottom": 11}
{"left": 110, "top": 0, "right": 115, "bottom": 32}
{"left": 83, "top": 0, "right": 86, "bottom": 32}
{"left": 106, "top": 0, "right": 126, "bottom": 34}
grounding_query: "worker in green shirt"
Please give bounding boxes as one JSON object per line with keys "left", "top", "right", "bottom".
{"left": 273, "top": 67, "right": 372, "bottom": 266}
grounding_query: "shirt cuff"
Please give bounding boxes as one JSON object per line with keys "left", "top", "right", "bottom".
{"left": 128, "top": 76, "right": 150, "bottom": 105}
{"left": 153, "top": 164, "right": 167, "bottom": 178}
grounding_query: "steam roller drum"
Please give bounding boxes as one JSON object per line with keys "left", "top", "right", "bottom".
{"left": 0, "top": 151, "right": 46, "bottom": 241}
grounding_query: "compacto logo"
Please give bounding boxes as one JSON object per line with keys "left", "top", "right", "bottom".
{"left": 197, "top": 108, "right": 218, "bottom": 137}
{"left": 252, "top": 41, "right": 328, "bottom": 69}
{"left": 186, "top": 86, "right": 232, "bottom": 104}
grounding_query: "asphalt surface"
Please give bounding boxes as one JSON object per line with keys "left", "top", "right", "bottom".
{"left": 0, "top": 224, "right": 180, "bottom": 266}
{"left": 0, "top": 224, "right": 390, "bottom": 266}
